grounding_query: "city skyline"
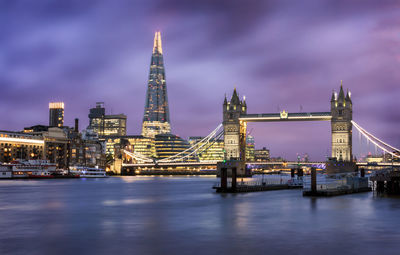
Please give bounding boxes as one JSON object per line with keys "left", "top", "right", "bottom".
{"left": 1, "top": 1, "right": 400, "bottom": 160}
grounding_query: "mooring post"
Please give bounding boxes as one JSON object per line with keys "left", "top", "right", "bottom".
{"left": 291, "top": 168, "right": 295, "bottom": 178}
{"left": 297, "top": 168, "right": 304, "bottom": 178}
{"left": 232, "top": 167, "right": 237, "bottom": 191}
{"left": 376, "top": 181, "right": 384, "bottom": 192}
{"left": 311, "top": 167, "right": 317, "bottom": 193}
{"left": 360, "top": 168, "right": 365, "bottom": 178}
{"left": 387, "top": 181, "right": 394, "bottom": 194}
{"left": 221, "top": 168, "right": 227, "bottom": 191}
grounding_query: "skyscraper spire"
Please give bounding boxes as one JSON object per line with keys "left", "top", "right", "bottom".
{"left": 153, "top": 31, "right": 163, "bottom": 54}
{"left": 142, "top": 31, "right": 171, "bottom": 138}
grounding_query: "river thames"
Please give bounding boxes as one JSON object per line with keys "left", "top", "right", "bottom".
{"left": 1, "top": 176, "right": 400, "bottom": 255}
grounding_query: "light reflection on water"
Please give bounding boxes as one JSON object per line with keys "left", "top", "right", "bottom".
{"left": 0, "top": 176, "right": 400, "bottom": 255}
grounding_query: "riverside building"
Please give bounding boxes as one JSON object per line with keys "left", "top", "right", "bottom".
{"left": 188, "top": 137, "right": 224, "bottom": 161}
{"left": 254, "top": 147, "right": 270, "bottom": 162}
{"left": 0, "top": 131, "right": 44, "bottom": 162}
{"left": 88, "top": 102, "right": 127, "bottom": 137}
{"left": 1, "top": 128, "right": 69, "bottom": 169}
{"left": 155, "top": 134, "right": 191, "bottom": 160}
{"left": 103, "top": 135, "right": 155, "bottom": 159}
{"left": 69, "top": 119, "right": 106, "bottom": 169}
{"left": 246, "top": 135, "right": 255, "bottom": 161}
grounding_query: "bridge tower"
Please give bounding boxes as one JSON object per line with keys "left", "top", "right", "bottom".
{"left": 330, "top": 82, "right": 353, "bottom": 161}
{"left": 223, "top": 88, "right": 247, "bottom": 161}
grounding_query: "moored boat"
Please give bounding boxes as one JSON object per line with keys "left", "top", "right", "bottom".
{"left": 69, "top": 166, "right": 107, "bottom": 178}
{"left": 0, "top": 164, "right": 12, "bottom": 179}
{"left": 1, "top": 160, "right": 57, "bottom": 179}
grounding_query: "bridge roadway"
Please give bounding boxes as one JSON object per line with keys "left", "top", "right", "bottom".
{"left": 122, "top": 161, "right": 400, "bottom": 168}
{"left": 239, "top": 112, "right": 332, "bottom": 122}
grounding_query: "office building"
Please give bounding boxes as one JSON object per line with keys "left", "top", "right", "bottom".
{"left": 103, "top": 135, "right": 155, "bottom": 159}
{"left": 155, "top": 134, "right": 191, "bottom": 160}
{"left": 49, "top": 102, "right": 64, "bottom": 127}
{"left": 88, "top": 102, "right": 127, "bottom": 137}
{"left": 254, "top": 147, "right": 270, "bottom": 162}
{"left": 188, "top": 136, "right": 224, "bottom": 161}
{"left": 246, "top": 135, "right": 255, "bottom": 161}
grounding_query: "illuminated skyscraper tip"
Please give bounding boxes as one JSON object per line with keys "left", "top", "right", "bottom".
{"left": 142, "top": 31, "right": 171, "bottom": 138}
{"left": 153, "top": 31, "right": 163, "bottom": 54}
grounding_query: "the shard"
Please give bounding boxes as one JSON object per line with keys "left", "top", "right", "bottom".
{"left": 142, "top": 31, "right": 171, "bottom": 138}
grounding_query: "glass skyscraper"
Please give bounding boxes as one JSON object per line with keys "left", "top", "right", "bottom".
{"left": 142, "top": 31, "right": 171, "bottom": 138}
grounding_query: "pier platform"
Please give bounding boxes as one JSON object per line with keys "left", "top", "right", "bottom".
{"left": 213, "top": 183, "right": 302, "bottom": 193}
{"left": 303, "top": 186, "right": 372, "bottom": 197}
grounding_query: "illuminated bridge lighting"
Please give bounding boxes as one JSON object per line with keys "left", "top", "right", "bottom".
{"left": 352, "top": 121, "right": 400, "bottom": 158}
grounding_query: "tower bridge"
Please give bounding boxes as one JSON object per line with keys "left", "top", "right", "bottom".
{"left": 122, "top": 81, "right": 399, "bottom": 174}
{"left": 223, "top": 82, "right": 353, "bottom": 175}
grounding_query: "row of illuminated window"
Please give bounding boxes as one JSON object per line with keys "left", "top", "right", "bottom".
{"left": 1, "top": 144, "right": 42, "bottom": 148}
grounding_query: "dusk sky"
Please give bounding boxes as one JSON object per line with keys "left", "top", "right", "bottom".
{"left": 1, "top": 0, "right": 400, "bottom": 160}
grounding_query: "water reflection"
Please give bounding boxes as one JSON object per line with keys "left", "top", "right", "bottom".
{"left": 0, "top": 176, "right": 400, "bottom": 255}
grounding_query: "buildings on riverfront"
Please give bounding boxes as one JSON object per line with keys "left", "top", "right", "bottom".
{"left": 0, "top": 31, "right": 272, "bottom": 174}
{"left": 1, "top": 101, "right": 106, "bottom": 170}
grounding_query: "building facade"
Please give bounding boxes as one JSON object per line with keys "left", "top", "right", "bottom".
{"left": 42, "top": 127, "right": 70, "bottom": 169}
{"left": 3, "top": 128, "right": 69, "bottom": 169}
{"left": 254, "top": 147, "right": 270, "bottom": 162}
{"left": 126, "top": 136, "right": 156, "bottom": 159}
{"left": 69, "top": 120, "right": 106, "bottom": 169}
{"left": 0, "top": 131, "right": 44, "bottom": 162}
{"left": 142, "top": 31, "right": 171, "bottom": 138}
{"left": 246, "top": 135, "right": 255, "bottom": 161}
{"left": 103, "top": 135, "right": 155, "bottom": 159}
{"left": 188, "top": 137, "right": 224, "bottom": 161}
{"left": 88, "top": 102, "right": 127, "bottom": 137}
{"left": 155, "top": 134, "right": 190, "bottom": 160}
{"left": 49, "top": 102, "right": 64, "bottom": 127}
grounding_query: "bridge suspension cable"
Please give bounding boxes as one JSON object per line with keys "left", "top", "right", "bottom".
{"left": 160, "top": 130, "right": 224, "bottom": 163}
{"left": 352, "top": 121, "right": 400, "bottom": 158}
{"left": 157, "top": 124, "right": 223, "bottom": 163}
{"left": 123, "top": 150, "right": 154, "bottom": 163}
{"left": 123, "top": 123, "right": 224, "bottom": 163}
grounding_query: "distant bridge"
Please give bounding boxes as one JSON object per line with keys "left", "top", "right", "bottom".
{"left": 122, "top": 85, "right": 400, "bottom": 170}
{"left": 122, "top": 161, "right": 400, "bottom": 168}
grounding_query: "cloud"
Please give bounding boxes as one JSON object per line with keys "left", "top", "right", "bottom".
{"left": 0, "top": 0, "right": 399, "bottom": 160}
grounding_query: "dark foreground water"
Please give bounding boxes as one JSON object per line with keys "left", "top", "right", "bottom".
{"left": 1, "top": 176, "right": 400, "bottom": 255}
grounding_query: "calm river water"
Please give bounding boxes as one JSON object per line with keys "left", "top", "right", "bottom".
{"left": 1, "top": 176, "right": 400, "bottom": 255}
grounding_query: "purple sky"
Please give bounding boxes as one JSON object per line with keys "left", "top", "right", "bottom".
{"left": 1, "top": 0, "right": 400, "bottom": 160}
